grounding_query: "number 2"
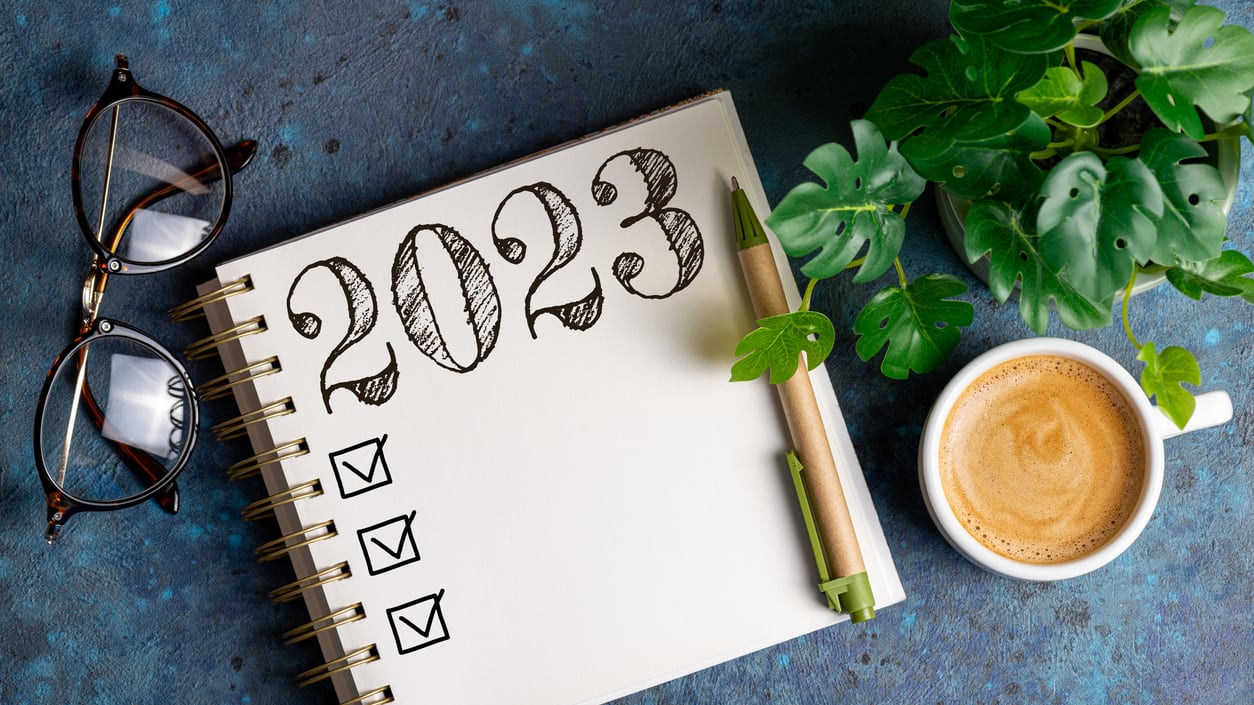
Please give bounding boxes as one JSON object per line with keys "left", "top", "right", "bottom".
{"left": 287, "top": 257, "right": 400, "bottom": 413}
{"left": 492, "top": 182, "right": 604, "bottom": 338}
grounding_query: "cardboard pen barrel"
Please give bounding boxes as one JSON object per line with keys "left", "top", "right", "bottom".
{"left": 737, "top": 244, "right": 867, "bottom": 579}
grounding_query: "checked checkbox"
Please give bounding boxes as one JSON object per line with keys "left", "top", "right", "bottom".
{"left": 357, "top": 510, "right": 421, "bottom": 575}
{"left": 387, "top": 589, "right": 450, "bottom": 655}
{"left": 329, "top": 434, "right": 393, "bottom": 498}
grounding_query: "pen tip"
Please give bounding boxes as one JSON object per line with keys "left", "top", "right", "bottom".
{"left": 731, "top": 176, "right": 740, "bottom": 191}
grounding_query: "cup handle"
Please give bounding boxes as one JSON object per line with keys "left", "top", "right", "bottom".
{"left": 1152, "top": 390, "right": 1234, "bottom": 441}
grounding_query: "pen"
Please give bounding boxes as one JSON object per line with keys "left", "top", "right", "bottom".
{"left": 730, "top": 177, "right": 875, "bottom": 622}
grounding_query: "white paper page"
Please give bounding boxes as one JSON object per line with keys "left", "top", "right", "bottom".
{"left": 212, "top": 92, "right": 904, "bottom": 705}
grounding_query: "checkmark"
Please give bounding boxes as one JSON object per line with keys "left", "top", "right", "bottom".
{"left": 357, "top": 510, "right": 420, "bottom": 575}
{"left": 329, "top": 435, "right": 392, "bottom": 498}
{"left": 387, "top": 589, "right": 450, "bottom": 655}
{"left": 343, "top": 458, "right": 378, "bottom": 483}
{"left": 398, "top": 613, "right": 434, "bottom": 637}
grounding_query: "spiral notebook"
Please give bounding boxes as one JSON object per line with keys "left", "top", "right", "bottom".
{"left": 181, "top": 91, "right": 904, "bottom": 705}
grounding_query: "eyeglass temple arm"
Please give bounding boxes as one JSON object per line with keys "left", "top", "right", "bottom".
{"left": 99, "top": 139, "right": 259, "bottom": 259}
{"left": 224, "top": 139, "right": 260, "bottom": 172}
{"left": 85, "top": 138, "right": 259, "bottom": 327}
{"left": 45, "top": 491, "right": 75, "bottom": 543}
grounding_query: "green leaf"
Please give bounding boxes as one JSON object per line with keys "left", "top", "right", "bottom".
{"left": 910, "top": 113, "right": 1050, "bottom": 201}
{"left": 765, "top": 121, "right": 925, "bottom": 283}
{"left": 1165, "top": 249, "right": 1254, "bottom": 302}
{"left": 1099, "top": 0, "right": 1198, "bottom": 68}
{"left": 1130, "top": 5, "right": 1254, "bottom": 139}
{"left": 1017, "top": 62, "right": 1109, "bottom": 127}
{"left": 852, "top": 274, "right": 974, "bottom": 379}
{"left": 1138, "top": 128, "right": 1228, "bottom": 264}
{"left": 950, "top": 0, "right": 1123, "bottom": 54}
{"left": 730, "top": 311, "right": 836, "bottom": 384}
{"left": 965, "top": 200, "right": 1112, "bottom": 334}
{"left": 865, "top": 34, "right": 1049, "bottom": 161}
{"left": 1137, "top": 341, "right": 1200, "bottom": 429}
{"left": 1037, "top": 152, "right": 1164, "bottom": 301}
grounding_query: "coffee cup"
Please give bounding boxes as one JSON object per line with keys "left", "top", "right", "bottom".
{"left": 918, "top": 338, "right": 1233, "bottom": 581}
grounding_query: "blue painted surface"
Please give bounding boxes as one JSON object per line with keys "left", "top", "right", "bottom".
{"left": 1, "top": 1, "right": 1252, "bottom": 703}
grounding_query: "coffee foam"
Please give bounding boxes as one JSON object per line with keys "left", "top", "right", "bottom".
{"left": 938, "top": 355, "right": 1146, "bottom": 564}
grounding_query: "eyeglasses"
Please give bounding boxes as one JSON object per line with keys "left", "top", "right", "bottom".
{"left": 33, "top": 54, "right": 257, "bottom": 542}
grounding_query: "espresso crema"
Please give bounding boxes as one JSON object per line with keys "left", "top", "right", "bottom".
{"left": 938, "top": 355, "right": 1146, "bottom": 564}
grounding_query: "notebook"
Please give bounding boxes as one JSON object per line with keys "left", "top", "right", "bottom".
{"left": 181, "top": 91, "right": 904, "bottom": 705}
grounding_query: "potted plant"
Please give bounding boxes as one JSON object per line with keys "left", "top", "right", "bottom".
{"left": 731, "top": 0, "right": 1254, "bottom": 428}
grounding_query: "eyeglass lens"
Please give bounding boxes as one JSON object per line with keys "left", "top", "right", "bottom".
{"left": 78, "top": 99, "right": 227, "bottom": 265}
{"left": 39, "top": 334, "right": 194, "bottom": 503}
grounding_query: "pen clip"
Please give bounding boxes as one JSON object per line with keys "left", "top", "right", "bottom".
{"left": 786, "top": 451, "right": 876, "bottom": 622}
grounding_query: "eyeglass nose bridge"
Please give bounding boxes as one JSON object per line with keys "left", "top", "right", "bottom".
{"left": 80, "top": 267, "right": 108, "bottom": 331}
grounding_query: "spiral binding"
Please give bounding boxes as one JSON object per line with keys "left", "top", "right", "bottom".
{"left": 268, "top": 561, "right": 351, "bottom": 604}
{"left": 212, "top": 397, "right": 296, "bottom": 442}
{"left": 226, "top": 438, "right": 309, "bottom": 481}
{"left": 176, "top": 279, "right": 393, "bottom": 704}
{"left": 297, "top": 644, "right": 382, "bottom": 687}
{"left": 281, "top": 603, "right": 366, "bottom": 645}
{"left": 168, "top": 275, "right": 252, "bottom": 322}
{"left": 339, "top": 685, "right": 394, "bottom": 705}
{"left": 254, "top": 520, "right": 337, "bottom": 563}
{"left": 184, "top": 315, "right": 266, "bottom": 360}
{"left": 198, "top": 356, "right": 281, "bottom": 401}
{"left": 240, "top": 478, "right": 323, "bottom": 522}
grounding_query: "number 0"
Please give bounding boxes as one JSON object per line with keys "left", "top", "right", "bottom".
{"left": 391, "top": 224, "right": 502, "bottom": 373}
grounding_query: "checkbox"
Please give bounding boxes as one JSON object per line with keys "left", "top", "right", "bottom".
{"left": 329, "top": 434, "right": 393, "bottom": 498}
{"left": 387, "top": 590, "right": 450, "bottom": 655}
{"left": 357, "top": 510, "right": 421, "bottom": 575}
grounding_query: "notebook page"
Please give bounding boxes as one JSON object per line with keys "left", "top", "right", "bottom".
{"left": 211, "top": 92, "right": 904, "bottom": 705}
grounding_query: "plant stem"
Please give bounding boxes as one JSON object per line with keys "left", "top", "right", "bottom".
{"left": 1197, "top": 123, "right": 1250, "bottom": 143}
{"left": 1091, "top": 143, "right": 1141, "bottom": 157}
{"left": 1120, "top": 270, "right": 1143, "bottom": 351}
{"left": 1032, "top": 138, "right": 1074, "bottom": 161}
{"left": 845, "top": 256, "right": 867, "bottom": 271}
{"left": 893, "top": 258, "right": 909, "bottom": 289}
{"left": 888, "top": 202, "right": 914, "bottom": 288}
{"left": 800, "top": 277, "right": 819, "bottom": 313}
{"left": 1095, "top": 88, "right": 1142, "bottom": 127}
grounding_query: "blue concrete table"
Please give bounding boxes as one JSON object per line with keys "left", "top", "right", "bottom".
{"left": 2, "top": 2, "right": 1251, "bottom": 703}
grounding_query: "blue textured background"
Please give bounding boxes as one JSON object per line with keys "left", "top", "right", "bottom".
{"left": 2, "top": 1, "right": 1252, "bottom": 703}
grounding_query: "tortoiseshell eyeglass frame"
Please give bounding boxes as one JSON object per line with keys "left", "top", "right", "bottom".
{"left": 34, "top": 54, "right": 258, "bottom": 542}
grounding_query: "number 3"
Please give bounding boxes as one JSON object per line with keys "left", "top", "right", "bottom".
{"left": 592, "top": 148, "right": 704, "bottom": 299}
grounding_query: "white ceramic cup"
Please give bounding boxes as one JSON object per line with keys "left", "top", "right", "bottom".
{"left": 918, "top": 338, "right": 1233, "bottom": 581}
